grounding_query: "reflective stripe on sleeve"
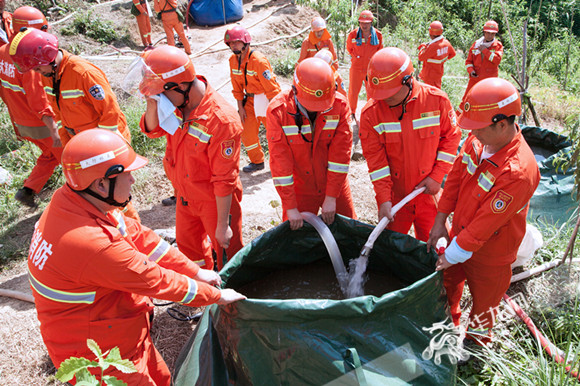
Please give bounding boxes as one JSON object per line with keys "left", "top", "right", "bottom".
{"left": 489, "top": 51, "right": 495, "bottom": 61}
{"left": 97, "top": 124, "right": 119, "bottom": 131}
{"left": 1, "top": 80, "right": 26, "bottom": 93}
{"left": 273, "top": 175, "right": 294, "bottom": 187}
{"left": 147, "top": 239, "right": 171, "bottom": 263}
{"left": 29, "top": 272, "right": 96, "bottom": 304}
{"left": 180, "top": 276, "right": 198, "bottom": 304}
{"left": 370, "top": 165, "right": 390, "bottom": 182}
{"left": 328, "top": 161, "right": 349, "bottom": 174}
{"left": 436, "top": 151, "right": 455, "bottom": 164}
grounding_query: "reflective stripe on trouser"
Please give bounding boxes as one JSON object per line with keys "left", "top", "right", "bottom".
{"left": 281, "top": 180, "right": 357, "bottom": 221}
{"left": 443, "top": 258, "right": 512, "bottom": 343}
{"left": 241, "top": 96, "right": 266, "bottom": 164}
{"left": 92, "top": 331, "right": 171, "bottom": 386}
{"left": 161, "top": 12, "right": 191, "bottom": 54}
{"left": 348, "top": 66, "right": 368, "bottom": 114}
{"left": 386, "top": 192, "right": 438, "bottom": 242}
{"left": 21, "top": 136, "right": 62, "bottom": 193}
{"left": 135, "top": 13, "right": 152, "bottom": 45}
{"left": 175, "top": 187, "right": 243, "bottom": 270}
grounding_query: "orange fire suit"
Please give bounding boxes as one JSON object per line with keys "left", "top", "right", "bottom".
{"left": 0, "top": 45, "right": 61, "bottom": 193}
{"left": 229, "top": 49, "right": 281, "bottom": 164}
{"left": 28, "top": 184, "right": 222, "bottom": 385}
{"left": 0, "top": 11, "right": 13, "bottom": 47}
{"left": 359, "top": 82, "right": 461, "bottom": 241}
{"left": 266, "top": 89, "right": 356, "bottom": 219}
{"left": 141, "top": 77, "right": 243, "bottom": 270}
{"left": 40, "top": 50, "right": 131, "bottom": 147}
{"left": 298, "top": 30, "right": 339, "bottom": 71}
{"left": 154, "top": 0, "right": 191, "bottom": 55}
{"left": 133, "top": 0, "right": 152, "bottom": 46}
{"left": 417, "top": 36, "right": 456, "bottom": 89}
{"left": 438, "top": 128, "right": 539, "bottom": 340}
{"left": 460, "top": 38, "right": 503, "bottom": 109}
{"left": 346, "top": 26, "right": 383, "bottom": 113}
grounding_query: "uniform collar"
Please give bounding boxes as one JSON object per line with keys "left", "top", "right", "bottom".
{"left": 472, "top": 124, "right": 523, "bottom": 167}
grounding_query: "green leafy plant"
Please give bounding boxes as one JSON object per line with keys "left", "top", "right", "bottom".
{"left": 60, "top": 11, "right": 118, "bottom": 44}
{"left": 55, "top": 339, "right": 136, "bottom": 385}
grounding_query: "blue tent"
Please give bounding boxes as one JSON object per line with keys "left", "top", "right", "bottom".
{"left": 189, "top": 0, "right": 243, "bottom": 26}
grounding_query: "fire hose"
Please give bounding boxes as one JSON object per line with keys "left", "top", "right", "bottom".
{"left": 503, "top": 293, "right": 580, "bottom": 380}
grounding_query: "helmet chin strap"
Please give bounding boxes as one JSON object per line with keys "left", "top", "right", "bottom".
{"left": 80, "top": 177, "right": 131, "bottom": 208}
{"left": 175, "top": 81, "right": 193, "bottom": 109}
{"left": 390, "top": 76, "right": 413, "bottom": 121}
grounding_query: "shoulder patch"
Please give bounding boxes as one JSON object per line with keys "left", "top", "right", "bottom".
{"left": 448, "top": 109, "right": 457, "bottom": 127}
{"left": 221, "top": 139, "right": 235, "bottom": 159}
{"left": 490, "top": 190, "right": 513, "bottom": 214}
{"left": 89, "top": 85, "right": 105, "bottom": 101}
{"left": 262, "top": 69, "right": 272, "bottom": 80}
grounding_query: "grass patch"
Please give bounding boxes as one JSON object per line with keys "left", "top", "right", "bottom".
{"left": 60, "top": 11, "right": 118, "bottom": 44}
{"left": 271, "top": 48, "right": 299, "bottom": 78}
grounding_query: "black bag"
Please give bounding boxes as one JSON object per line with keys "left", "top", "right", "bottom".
{"left": 130, "top": 2, "right": 141, "bottom": 16}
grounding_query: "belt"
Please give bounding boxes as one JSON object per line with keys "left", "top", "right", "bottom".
{"left": 180, "top": 197, "right": 188, "bottom": 206}
{"left": 160, "top": 9, "right": 175, "bottom": 13}
{"left": 65, "top": 127, "right": 76, "bottom": 136}
{"left": 245, "top": 93, "right": 254, "bottom": 98}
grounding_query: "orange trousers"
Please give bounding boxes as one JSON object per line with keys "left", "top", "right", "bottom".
{"left": 175, "top": 188, "right": 243, "bottom": 270}
{"left": 85, "top": 329, "right": 171, "bottom": 386}
{"left": 161, "top": 11, "right": 191, "bottom": 55}
{"left": 135, "top": 13, "right": 152, "bottom": 46}
{"left": 443, "top": 258, "right": 512, "bottom": 343}
{"left": 387, "top": 193, "right": 438, "bottom": 242}
{"left": 282, "top": 181, "right": 357, "bottom": 221}
{"left": 21, "top": 136, "right": 62, "bottom": 194}
{"left": 242, "top": 96, "right": 265, "bottom": 164}
{"left": 348, "top": 66, "right": 368, "bottom": 114}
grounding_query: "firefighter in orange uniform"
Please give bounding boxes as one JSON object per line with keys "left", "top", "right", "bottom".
{"left": 417, "top": 21, "right": 456, "bottom": 89}
{"left": 133, "top": 0, "right": 153, "bottom": 50}
{"left": 267, "top": 58, "right": 356, "bottom": 230}
{"left": 225, "top": 25, "right": 281, "bottom": 173}
{"left": 314, "top": 48, "right": 347, "bottom": 97}
{"left": 28, "top": 129, "right": 245, "bottom": 385}
{"left": 297, "top": 17, "right": 338, "bottom": 71}
{"left": 0, "top": 7, "right": 61, "bottom": 208}
{"left": 427, "top": 78, "right": 540, "bottom": 344}
{"left": 459, "top": 20, "right": 503, "bottom": 112}
{"left": 0, "top": 0, "right": 13, "bottom": 46}
{"left": 154, "top": 0, "right": 191, "bottom": 55}
{"left": 346, "top": 10, "right": 383, "bottom": 115}
{"left": 140, "top": 46, "right": 244, "bottom": 270}
{"left": 359, "top": 47, "right": 461, "bottom": 242}
{"left": 10, "top": 28, "right": 140, "bottom": 220}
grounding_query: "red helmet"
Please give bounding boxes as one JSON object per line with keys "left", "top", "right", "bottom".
{"left": 429, "top": 21, "right": 443, "bottom": 35}
{"left": 293, "top": 57, "right": 335, "bottom": 112}
{"left": 358, "top": 10, "right": 374, "bottom": 23}
{"left": 9, "top": 29, "right": 58, "bottom": 73}
{"left": 12, "top": 6, "right": 48, "bottom": 32}
{"left": 458, "top": 78, "right": 521, "bottom": 130}
{"left": 483, "top": 20, "right": 499, "bottom": 33}
{"left": 224, "top": 25, "right": 251, "bottom": 45}
{"left": 139, "top": 45, "right": 196, "bottom": 96}
{"left": 367, "top": 47, "right": 414, "bottom": 100}
{"left": 62, "top": 129, "right": 148, "bottom": 191}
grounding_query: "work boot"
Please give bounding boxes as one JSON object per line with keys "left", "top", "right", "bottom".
{"left": 15, "top": 187, "right": 37, "bottom": 208}
{"left": 161, "top": 196, "right": 177, "bottom": 206}
{"left": 242, "top": 162, "right": 265, "bottom": 173}
{"left": 144, "top": 44, "right": 154, "bottom": 52}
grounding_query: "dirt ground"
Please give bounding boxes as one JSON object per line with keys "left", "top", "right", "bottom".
{"left": 0, "top": 1, "right": 378, "bottom": 384}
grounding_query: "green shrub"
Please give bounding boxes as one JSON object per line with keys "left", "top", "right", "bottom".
{"left": 60, "top": 11, "right": 118, "bottom": 44}
{"left": 271, "top": 48, "right": 300, "bottom": 78}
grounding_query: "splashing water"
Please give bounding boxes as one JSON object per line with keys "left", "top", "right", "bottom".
{"left": 346, "top": 255, "right": 369, "bottom": 298}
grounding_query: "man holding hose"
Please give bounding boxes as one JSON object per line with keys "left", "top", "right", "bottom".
{"left": 359, "top": 47, "right": 460, "bottom": 241}
{"left": 427, "top": 78, "right": 540, "bottom": 345}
